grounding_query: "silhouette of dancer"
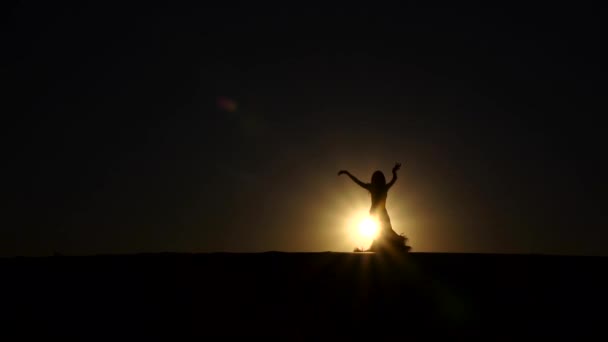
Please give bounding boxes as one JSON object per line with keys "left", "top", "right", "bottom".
{"left": 339, "top": 163, "right": 410, "bottom": 252}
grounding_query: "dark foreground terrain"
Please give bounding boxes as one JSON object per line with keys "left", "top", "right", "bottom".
{"left": 2, "top": 252, "right": 607, "bottom": 338}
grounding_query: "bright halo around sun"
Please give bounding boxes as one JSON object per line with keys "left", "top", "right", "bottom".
{"left": 359, "top": 216, "right": 379, "bottom": 239}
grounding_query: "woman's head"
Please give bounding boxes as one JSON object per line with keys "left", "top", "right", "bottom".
{"left": 371, "top": 170, "right": 386, "bottom": 187}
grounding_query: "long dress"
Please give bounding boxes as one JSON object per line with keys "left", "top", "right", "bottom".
{"left": 368, "top": 185, "right": 394, "bottom": 236}
{"left": 368, "top": 184, "right": 408, "bottom": 252}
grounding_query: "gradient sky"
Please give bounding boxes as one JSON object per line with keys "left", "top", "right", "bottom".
{"left": 3, "top": 3, "right": 606, "bottom": 256}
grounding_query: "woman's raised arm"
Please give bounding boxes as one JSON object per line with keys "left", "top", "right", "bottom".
{"left": 387, "top": 162, "right": 401, "bottom": 188}
{"left": 338, "top": 170, "right": 369, "bottom": 190}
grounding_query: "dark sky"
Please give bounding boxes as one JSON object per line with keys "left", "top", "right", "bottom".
{"left": 3, "top": 2, "right": 606, "bottom": 256}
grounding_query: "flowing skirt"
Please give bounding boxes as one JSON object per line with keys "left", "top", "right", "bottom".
{"left": 369, "top": 206, "right": 409, "bottom": 252}
{"left": 370, "top": 207, "right": 395, "bottom": 237}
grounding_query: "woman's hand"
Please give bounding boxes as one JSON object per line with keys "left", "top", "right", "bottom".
{"left": 392, "top": 163, "right": 401, "bottom": 173}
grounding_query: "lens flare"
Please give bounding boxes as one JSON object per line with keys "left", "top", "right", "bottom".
{"left": 217, "top": 96, "right": 238, "bottom": 112}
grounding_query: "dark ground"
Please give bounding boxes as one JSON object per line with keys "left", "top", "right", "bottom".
{"left": 2, "top": 252, "right": 606, "bottom": 339}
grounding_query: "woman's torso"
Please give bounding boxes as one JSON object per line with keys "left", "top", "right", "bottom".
{"left": 369, "top": 185, "right": 388, "bottom": 213}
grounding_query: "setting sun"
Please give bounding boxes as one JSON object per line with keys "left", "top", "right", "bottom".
{"left": 358, "top": 217, "right": 378, "bottom": 239}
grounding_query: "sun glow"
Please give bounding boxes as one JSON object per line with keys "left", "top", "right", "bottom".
{"left": 358, "top": 217, "right": 379, "bottom": 239}
{"left": 330, "top": 180, "right": 409, "bottom": 252}
{"left": 339, "top": 208, "right": 382, "bottom": 251}
{"left": 329, "top": 172, "right": 418, "bottom": 252}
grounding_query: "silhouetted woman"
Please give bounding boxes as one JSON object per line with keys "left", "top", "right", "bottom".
{"left": 338, "top": 163, "right": 402, "bottom": 246}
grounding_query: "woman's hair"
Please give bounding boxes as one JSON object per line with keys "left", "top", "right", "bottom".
{"left": 371, "top": 170, "right": 386, "bottom": 187}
